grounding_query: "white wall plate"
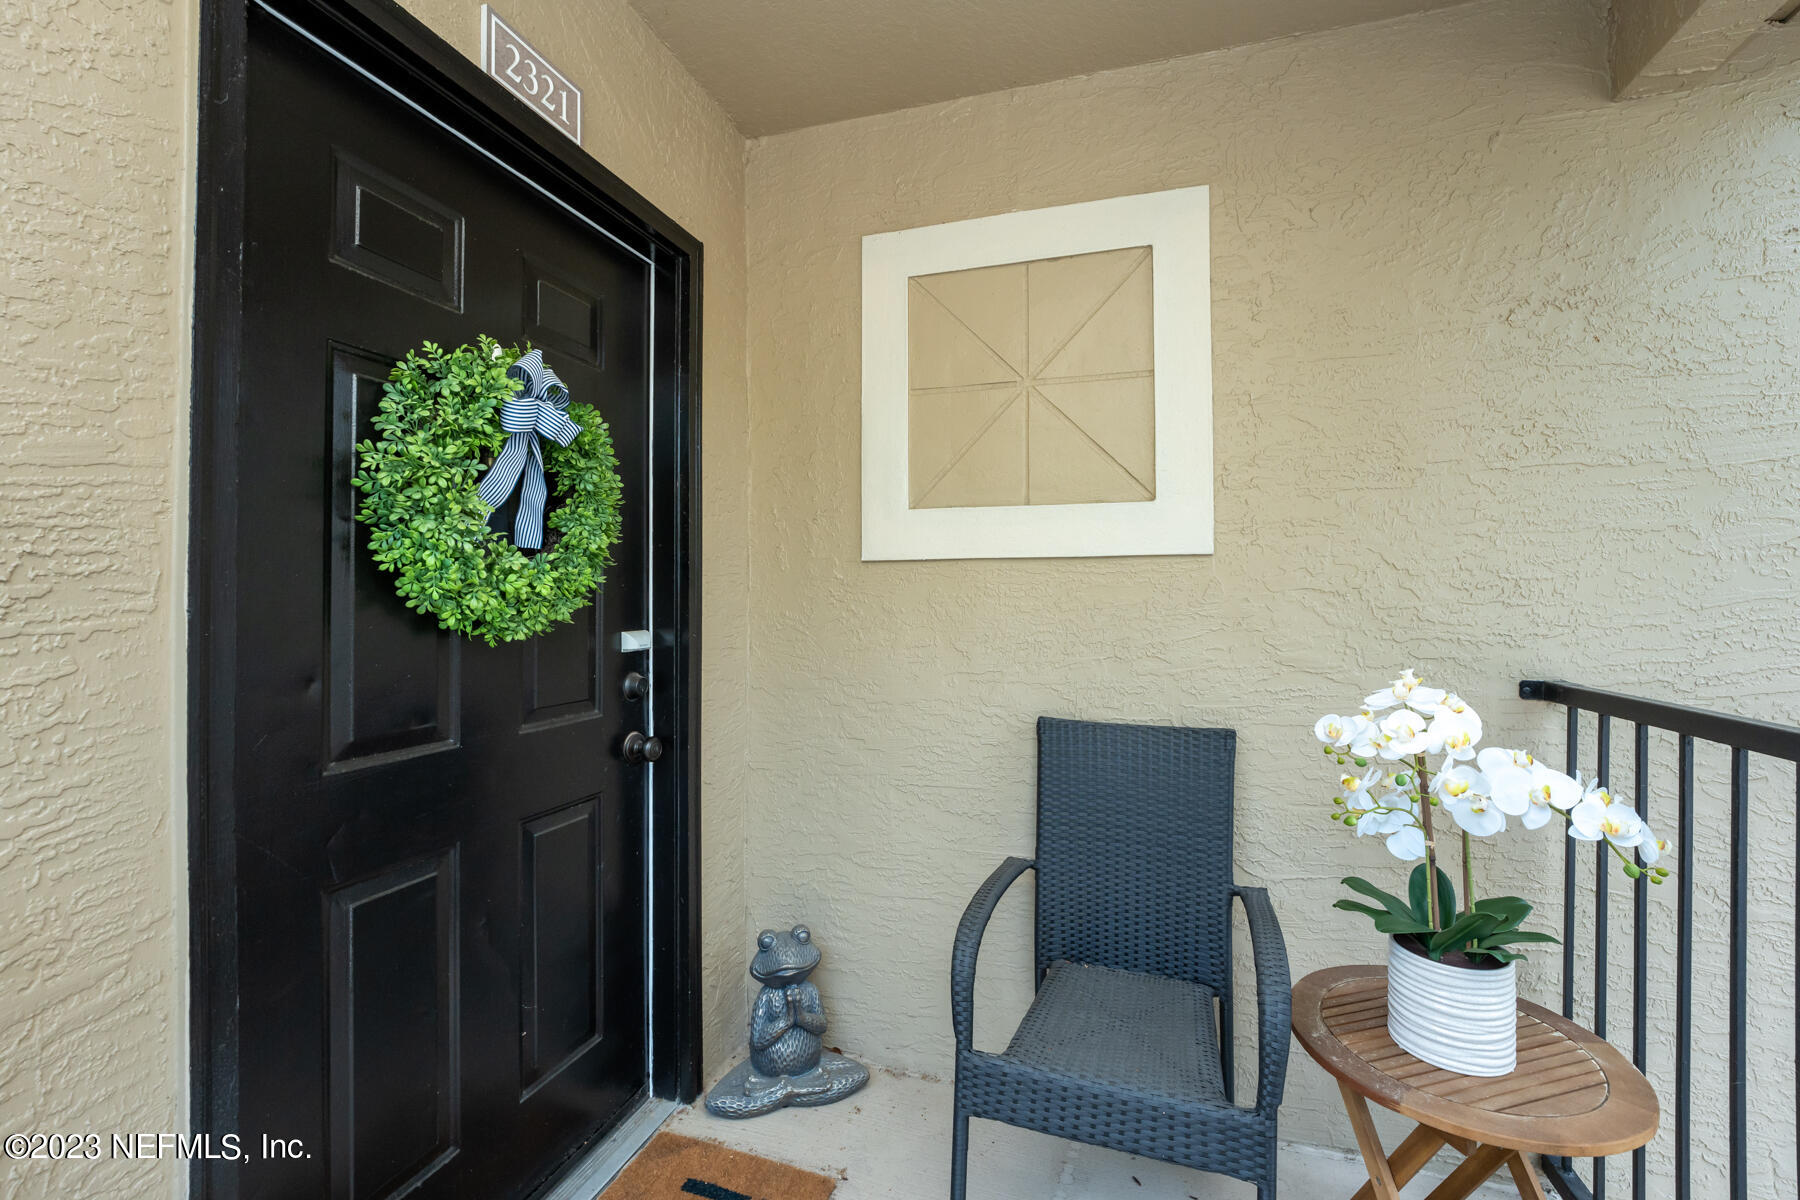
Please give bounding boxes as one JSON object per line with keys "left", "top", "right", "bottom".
{"left": 861, "top": 186, "right": 1213, "bottom": 561}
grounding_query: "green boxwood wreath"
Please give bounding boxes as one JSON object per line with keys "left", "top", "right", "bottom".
{"left": 352, "top": 336, "right": 623, "bottom": 645}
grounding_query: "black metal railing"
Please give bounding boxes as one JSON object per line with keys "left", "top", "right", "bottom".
{"left": 1519, "top": 680, "right": 1800, "bottom": 1200}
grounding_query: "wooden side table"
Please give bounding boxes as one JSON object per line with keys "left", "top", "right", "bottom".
{"left": 1291, "top": 966, "right": 1659, "bottom": 1200}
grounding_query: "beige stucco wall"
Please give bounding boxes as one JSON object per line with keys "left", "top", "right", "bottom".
{"left": 742, "top": 0, "right": 1800, "bottom": 1186}
{"left": 1, "top": 0, "right": 197, "bottom": 1194}
{"left": 2, "top": 1, "right": 748, "bottom": 1196}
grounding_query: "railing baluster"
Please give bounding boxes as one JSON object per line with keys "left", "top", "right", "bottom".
{"left": 1676, "top": 734, "right": 1693, "bottom": 1200}
{"left": 1517, "top": 681, "right": 1800, "bottom": 1200}
{"left": 1631, "top": 722, "right": 1649, "bottom": 1200}
{"left": 1564, "top": 705, "right": 1580, "bottom": 1024}
{"left": 1729, "top": 747, "right": 1748, "bottom": 1200}
{"left": 1592, "top": 715, "right": 1611, "bottom": 1199}
{"left": 1559, "top": 705, "right": 1580, "bottom": 1185}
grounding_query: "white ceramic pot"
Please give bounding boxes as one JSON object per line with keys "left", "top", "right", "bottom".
{"left": 1386, "top": 936, "right": 1518, "bottom": 1077}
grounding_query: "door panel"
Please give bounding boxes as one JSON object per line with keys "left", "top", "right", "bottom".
{"left": 326, "top": 851, "right": 461, "bottom": 1200}
{"left": 233, "top": 10, "right": 653, "bottom": 1197}
{"left": 523, "top": 607, "right": 604, "bottom": 726}
{"left": 519, "top": 799, "right": 603, "bottom": 1096}
{"left": 326, "top": 344, "right": 463, "bottom": 768}
{"left": 329, "top": 151, "right": 466, "bottom": 310}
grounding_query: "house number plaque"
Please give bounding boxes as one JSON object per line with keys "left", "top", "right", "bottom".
{"left": 480, "top": 6, "right": 582, "bottom": 143}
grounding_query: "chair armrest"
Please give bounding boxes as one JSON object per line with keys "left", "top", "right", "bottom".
{"left": 951, "top": 857, "right": 1035, "bottom": 1053}
{"left": 1233, "top": 885, "right": 1292, "bottom": 1115}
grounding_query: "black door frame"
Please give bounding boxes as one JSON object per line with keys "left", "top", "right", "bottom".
{"left": 188, "top": 0, "right": 704, "bottom": 1193}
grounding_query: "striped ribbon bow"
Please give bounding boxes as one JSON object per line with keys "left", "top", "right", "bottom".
{"left": 478, "top": 349, "right": 582, "bottom": 550}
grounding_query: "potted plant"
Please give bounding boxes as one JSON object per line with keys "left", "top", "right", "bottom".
{"left": 1315, "top": 670, "right": 1671, "bottom": 1076}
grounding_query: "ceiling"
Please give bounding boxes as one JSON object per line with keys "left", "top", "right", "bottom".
{"left": 628, "top": 0, "right": 1473, "bottom": 136}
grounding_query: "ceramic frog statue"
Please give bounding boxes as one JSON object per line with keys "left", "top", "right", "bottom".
{"left": 705, "top": 925, "right": 868, "bottom": 1118}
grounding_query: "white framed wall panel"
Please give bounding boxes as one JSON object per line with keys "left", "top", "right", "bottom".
{"left": 861, "top": 186, "right": 1213, "bottom": 561}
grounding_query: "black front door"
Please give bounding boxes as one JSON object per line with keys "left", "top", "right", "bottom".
{"left": 217, "top": 8, "right": 673, "bottom": 1197}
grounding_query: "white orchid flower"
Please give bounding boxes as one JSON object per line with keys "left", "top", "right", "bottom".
{"left": 1574, "top": 781, "right": 1623, "bottom": 814}
{"left": 1406, "top": 687, "right": 1449, "bottom": 713}
{"left": 1485, "top": 767, "right": 1559, "bottom": 829}
{"left": 1476, "top": 747, "right": 1535, "bottom": 775}
{"left": 1338, "top": 766, "right": 1381, "bottom": 802}
{"left": 1429, "top": 706, "right": 1482, "bottom": 761}
{"left": 1351, "top": 791, "right": 1417, "bottom": 837}
{"left": 1432, "top": 764, "right": 1485, "bottom": 803}
{"left": 1488, "top": 761, "right": 1580, "bottom": 825}
{"left": 1538, "top": 764, "right": 1584, "bottom": 809}
{"left": 1518, "top": 795, "right": 1555, "bottom": 830}
{"left": 1449, "top": 790, "right": 1506, "bottom": 836}
{"left": 1570, "top": 789, "right": 1645, "bottom": 847}
{"left": 1349, "top": 720, "right": 1388, "bottom": 759}
{"left": 1385, "top": 825, "right": 1428, "bottom": 860}
{"left": 1347, "top": 796, "right": 1389, "bottom": 835}
{"left": 1363, "top": 669, "right": 1419, "bottom": 711}
{"left": 1365, "top": 669, "right": 1445, "bottom": 712}
{"left": 1320, "top": 713, "right": 1378, "bottom": 754}
{"left": 1428, "top": 764, "right": 1503, "bottom": 835}
{"left": 1431, "top": 693, "right": 1481, "bottom": 723}
{"left": 1321, "top": 673, "right": 1677, "bottom": 891}
{"left": 1377, "top": 708, "right": 1432, "bottom": 759}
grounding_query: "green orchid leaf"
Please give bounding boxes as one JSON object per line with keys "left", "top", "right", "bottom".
{"left": 1418, "top": 865, "right": 1456, "bottom": 925}
{"left": 1472, "top": 896, "right": 1532, "bottom": 929}
{"left": 1427, "top": 912, "right": 1498, "bottom": 958}
{"left": 1407, "top": 864, "right": 1431, "bottom": 923}
{"left": 1476, "top": 931, "right": 1561, "bottom": 947}
{"left": 1341, "top": 877, "right": 1417, "bottom": 922}
{"left": 1332, "top": 900, "right": 1392, "bottom": 921}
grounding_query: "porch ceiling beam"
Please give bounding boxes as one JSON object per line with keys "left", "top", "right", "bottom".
{"left": 1612, "top": 0, "right": 1800, "bottom": 96}
{"left": 1610, "top": 0, "right": 1800, "bottom": 97}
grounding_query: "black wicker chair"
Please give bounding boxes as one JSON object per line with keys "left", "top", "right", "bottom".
{"left": 950, "top": 717, "right": 1291, "bottom": 1199}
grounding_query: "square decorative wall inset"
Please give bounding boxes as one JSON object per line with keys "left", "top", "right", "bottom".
{"left": 864, "top": 187, "right": 1210, "bottom": 560}
{"left": 908, "top": 248, "right": 1155, "bottom": 509}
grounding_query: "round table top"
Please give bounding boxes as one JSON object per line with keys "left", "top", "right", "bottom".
{"left": 1291, "top": 966, "right": 1660, "bottom": 1157}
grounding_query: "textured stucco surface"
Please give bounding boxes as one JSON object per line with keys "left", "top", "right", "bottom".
{"left": 3, "top": 1, "right": 748, "bottom": 1196}
{"left": 396, "top": 0, "right": 754, "bottom": 1087}
{"left": 741, "top": 0, "right": 1800, "bottom": 1191}
{"left": 0, "top": 0, "right": 195, "bottom": 1194}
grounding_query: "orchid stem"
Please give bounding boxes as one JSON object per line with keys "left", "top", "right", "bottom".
{"left": 1414, "top": 753, "right": 1441, "bottom": 931}
{"left": 1461, "top": 830, "right": 1474, "bottom": 919}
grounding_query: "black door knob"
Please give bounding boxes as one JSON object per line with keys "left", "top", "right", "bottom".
{"left": 622, "top": 731, "right": 663, "bottom": 764}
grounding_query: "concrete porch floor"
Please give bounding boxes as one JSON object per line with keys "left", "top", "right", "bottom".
{"left": 660, "top": 1067, "right": 1523, "bottom": 1199}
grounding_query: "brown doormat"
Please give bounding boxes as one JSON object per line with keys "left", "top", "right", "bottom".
{"left": 597, "top": 1132, "right": 837, "bottom": 1200}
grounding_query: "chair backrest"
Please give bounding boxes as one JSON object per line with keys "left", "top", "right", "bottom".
{"left": 1034, "top": 717, "right": 1236, "bottom": 993}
